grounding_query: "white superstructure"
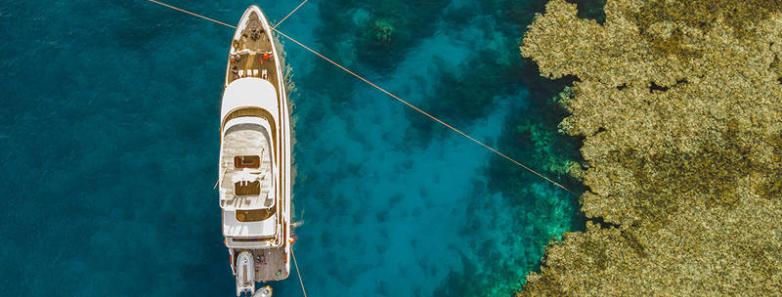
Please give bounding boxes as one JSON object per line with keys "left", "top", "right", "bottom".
{"left": 218, "top": 5, "right": 292, "bottom": 296}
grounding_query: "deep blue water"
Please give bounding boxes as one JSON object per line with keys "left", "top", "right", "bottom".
{"left": 0, "top": 1, "right": 583, "bottom": 296}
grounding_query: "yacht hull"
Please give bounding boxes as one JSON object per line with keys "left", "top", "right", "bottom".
{"left": 218, "top": 5, "right": 291, "bottom": 296}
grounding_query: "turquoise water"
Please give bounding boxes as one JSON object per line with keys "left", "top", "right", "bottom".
{"left": 0, "top": 1, "right": 583, "bottom": 296}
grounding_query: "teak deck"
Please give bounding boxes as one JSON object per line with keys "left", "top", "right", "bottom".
{"left": 228, "top": 11, "right": 280, "bottom": 100}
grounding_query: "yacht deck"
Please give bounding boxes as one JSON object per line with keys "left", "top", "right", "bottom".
{"left": 253, "top": 248, "right": 290, "bottom": 281}
{"left": 227, "top": 10, "right": 281, "bottom": 99}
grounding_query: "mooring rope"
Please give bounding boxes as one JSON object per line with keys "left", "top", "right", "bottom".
{"left": 273, "top": 0, "right": 309, "bottom": 29}
{"left": 291, "top": 248, "right": 309, "bottom": 297}
{"left": 147, "top": 0, "right": 235, "bottom": 28}
{"left": 272, "top": 30, "right": 574, "bottom": 194}
{"left": 144, "top": 0, "right": 575, "bottom": 195}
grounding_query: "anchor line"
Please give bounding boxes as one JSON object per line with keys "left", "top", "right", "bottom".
{"left": 147, "top": 0, "right": 235, "bottom": 28}
{"left": 272, "top": 30, "right": 574, "bottom": 194}
{"left": 143, "top": 0, "right": 576, "bottom": 195}
{"left": 291, "top": 248, "right": 309, "bottom": 297}
{"left": 273, "top": 0, "right": 309, "bottom": 29}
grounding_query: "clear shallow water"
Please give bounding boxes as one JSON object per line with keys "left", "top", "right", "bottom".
{"left": 0, "top": 1, "right": 582, "bottom": 296}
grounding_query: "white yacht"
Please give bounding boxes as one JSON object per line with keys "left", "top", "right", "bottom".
{"left": 218, "top": 5, "right": 291, "bottom": 297}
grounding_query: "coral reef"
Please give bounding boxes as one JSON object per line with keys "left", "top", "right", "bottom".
{"left": 518, "top": 0, "right": 782, "bottom": 295}
{"left": 369, "top": 18, "right": 394, "bottom": 45}
{"left": 316, "top": 0, "right": 449, "bottom": 71}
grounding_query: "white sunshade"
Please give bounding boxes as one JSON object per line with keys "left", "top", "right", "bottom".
{"left": 221, "top": 78, "right": 279, "bottom": 122}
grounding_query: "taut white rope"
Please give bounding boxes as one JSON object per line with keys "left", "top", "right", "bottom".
{"left": 291, "top": 248, "right": 309, "bottom": 297}
{"left": 273, "top": 30, "right": 574, "bottom": 194}
{"left": 273, "top": 0, "right": 309, "bottom": 29}
{"left": 147, "top": 0, "right": 235, "bottom": 28}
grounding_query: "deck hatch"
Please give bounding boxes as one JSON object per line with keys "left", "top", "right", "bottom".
{"left": 235, "top": 155, "right": 261, "bottom": 168}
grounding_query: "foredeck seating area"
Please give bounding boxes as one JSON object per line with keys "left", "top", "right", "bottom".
{"left": 227, "top": 10, "right": 280, "bottom": 98}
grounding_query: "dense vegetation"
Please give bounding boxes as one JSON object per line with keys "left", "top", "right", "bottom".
{"left": 519, "top": 0, "right": 782, "bottom": 295}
